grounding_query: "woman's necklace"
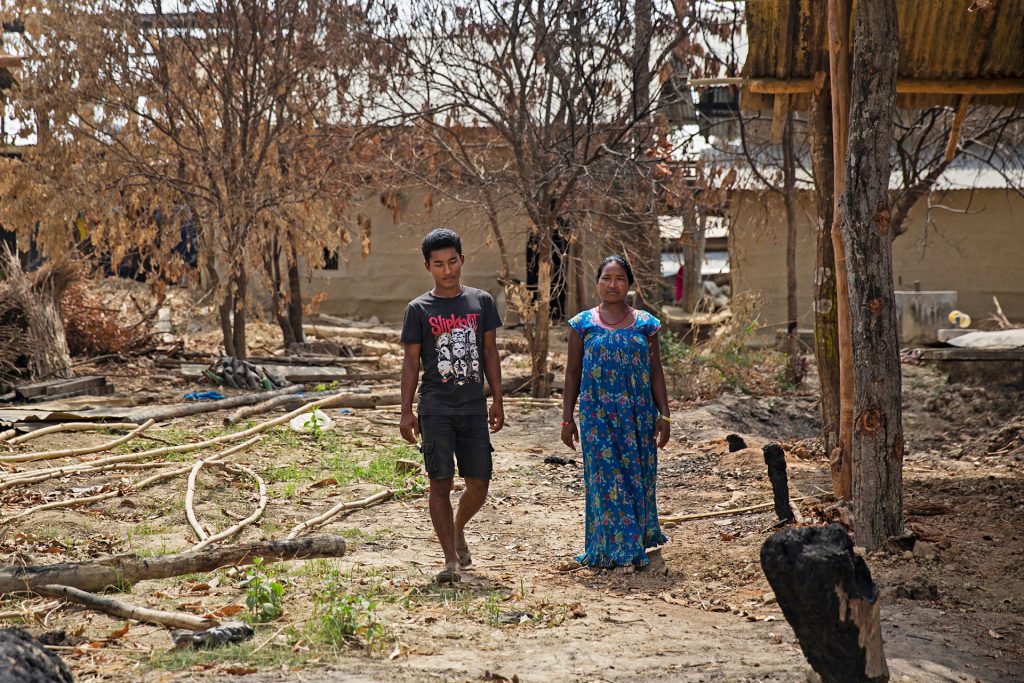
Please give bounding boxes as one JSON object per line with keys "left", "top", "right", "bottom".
{"left": 598, "top": 303, "right": 632, "bottom": 327}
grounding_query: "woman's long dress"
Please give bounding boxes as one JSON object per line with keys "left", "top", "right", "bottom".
{"left": 568, "top": 308, "right": 668, "bottom": 567}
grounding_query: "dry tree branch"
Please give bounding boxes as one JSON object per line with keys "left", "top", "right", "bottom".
{"left": 286, "top": 489, "right": 395, "bottom": 539}
{"left": 0, "top": 392, "right": 352, "bottom": 490}
{"left": 188, "top": 462, "right": 267, "bottom": 552}
{"left": 0, "top": 420, "right": 155, "bottom": 465}
{"left": 0, "top": 437, "right": 261, "bottom": 527}
{"left": 5, "top": 422, "right": 138, "bottom": 446}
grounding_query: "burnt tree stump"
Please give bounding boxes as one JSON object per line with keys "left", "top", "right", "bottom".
{"left": 726, "top": 434, "right": 747, "bottom": 452}
{"left": 763, "top": 443, "right": 793, "bottom": 522}
{"left": 761, "top": 524, "right": 889, "bottom": 682}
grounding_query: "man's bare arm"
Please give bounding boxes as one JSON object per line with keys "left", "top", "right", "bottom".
{"left": 399, "top": 343, "right": 421, "bottom": 444}
{"left": 482, "top": 329, "right": 504, "bottom": 432}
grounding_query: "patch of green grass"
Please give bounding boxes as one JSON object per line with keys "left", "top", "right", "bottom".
{"left": 133, "top": 543, "right": 181, "bottom": 558}
{"left": 131, "top": 523, "right": 169, "bottom": 536}
{"left": 145, "top": 641, "right": 314, "bottom": 673}
{"left": 264, "top": 464, "right": 316, "bottom": 484}
{"left": 307, "top": 578, "right": 389, "bottom": 650}
{"left": 321, "top": 442, "right": 424, "bottom": 490}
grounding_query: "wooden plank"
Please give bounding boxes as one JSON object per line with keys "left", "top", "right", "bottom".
{"left": 770, "top": 95, "right": 790, "bottom": 144}
{"left": 16, "top": 376, "right": 106, "bottom": 400}
{"left": 917, "top": 348, "right": 1024, "bottom": 362}
{"left": 748, "top": 77, "right": 1024, "bottom": 95}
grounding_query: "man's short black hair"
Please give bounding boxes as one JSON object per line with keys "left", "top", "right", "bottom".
{"left": 421, "top": 228, "right": 463, "bottom": 262}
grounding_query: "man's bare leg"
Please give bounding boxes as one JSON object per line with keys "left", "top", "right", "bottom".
{"left": 454, "top": 477, "right": 489, "bottom": 568}
{"left": 428, "top": 477, "right": 459, "bottom": 582}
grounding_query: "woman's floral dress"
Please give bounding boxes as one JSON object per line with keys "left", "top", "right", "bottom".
{"left": 568, "top": 308, "right": 668, "bottom": 567}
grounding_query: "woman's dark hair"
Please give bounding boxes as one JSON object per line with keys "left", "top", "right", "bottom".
{"left": 596, "top": 255, "right": 635, "bottom": 285}
{"left": 421, "top": 228, "right": 463, "bottom": 262}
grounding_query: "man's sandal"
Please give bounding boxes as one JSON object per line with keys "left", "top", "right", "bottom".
{"left": 455, "top": 544, "right": 472, "bottom": 569}
{"left": 435, "top": 567, "right": 461, "bottom": 585}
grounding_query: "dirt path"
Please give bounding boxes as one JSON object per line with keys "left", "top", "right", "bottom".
{"left": 285, "top": 396, "right": 1019, "bottom": 683}
{"left": 2, "top": 364, "right": 1021, "bottom": 682}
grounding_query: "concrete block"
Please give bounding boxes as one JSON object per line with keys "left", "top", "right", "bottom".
{"left": 894, "top": 291, "right": 958, "bottom": 345}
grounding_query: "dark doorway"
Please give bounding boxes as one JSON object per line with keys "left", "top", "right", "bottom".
{"left": 526, "top": 222, "right": 569, "bottom": 321}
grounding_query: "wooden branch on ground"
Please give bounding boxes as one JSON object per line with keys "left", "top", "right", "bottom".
{"left": 187, "top": 462, "right": 267, "bottom": 552}
{"left": 304, "top": 322, "right": 399, "bottom": 342}
{"left": 0, "top": 429, "right": 15, "bottom": 443}
{"left": 5, "top": 422, "right": 138, "bottom": 446}
{"left": 37, "top": 584, "right": 218, "bottom": 631}
{"left": 223, "top": 387, "right": 307, "bottom": 425}
{"left": 0, "top": 392, "right": 357, "bottom": 491}
{"left": 286, "top": 490, "right": 395, "bottom": 539}
{"left": 0, "top": 420, "right": 155, "bottom": 464}
{"left": 0, "top": 599, "right": 61, "bottom": 620}
{"left": 0, "top": 437, "right": 261, "bottom": 526}
{"left": 128, "top": 384, "right": 304, "bottom": 424}
{"left": 1, "top": 535, "right": 347, "bottom": 594}
{"left": 659, "top": 495, "right": 814, "bottom": 524}
{"left": 277, "top": 391, "right": 402, "bottom": 412}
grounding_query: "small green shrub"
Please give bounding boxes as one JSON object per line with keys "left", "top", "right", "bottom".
{"left": 314, "top": 579, "right": 387, "bottom": 649}
{"left": 241, "top": 558, "right": 285, "bottom": 622}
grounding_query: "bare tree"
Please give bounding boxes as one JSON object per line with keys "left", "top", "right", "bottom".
{"left": 2, "top": 0, "right": 380, "bottom": 357}
{"left": 377, "top": 0, "right": 686, "bottom": 396}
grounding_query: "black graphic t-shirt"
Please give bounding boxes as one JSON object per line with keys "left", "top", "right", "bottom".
{"left": 400, "top": 286, "right": 502, "bottom": 415}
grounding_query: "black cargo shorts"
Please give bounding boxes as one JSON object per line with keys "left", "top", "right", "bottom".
{"left": 418, "top": 414, "right": 493, "bottom": 481}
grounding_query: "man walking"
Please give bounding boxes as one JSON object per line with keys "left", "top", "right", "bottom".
{"left": 400, "top": 228, "right": 504, "bottom": 584}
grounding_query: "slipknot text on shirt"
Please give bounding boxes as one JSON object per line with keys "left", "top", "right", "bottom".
{"left": 429, "top": 313, "right": 480, "bottom": 336}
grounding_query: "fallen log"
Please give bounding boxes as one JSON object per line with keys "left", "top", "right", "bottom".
{"left": 304, "top": 322, "right": 400, "bottom": 342}
{"left": 0, "top": 536, "right": 347, "bottom": 594}
{"left": 37, "top": 584, "right": 218, "bottom": 631}
{"left": 760, "top": 523, "right": 889, "bottom": 683}
{"left": 659, "top": 495, "right": 814, "bottom": 524}
{"left": 128, "top": 384, "right": 304, "bottom": 424}
{"left": 278, "top": 391, "right": 402, "bottom": 412}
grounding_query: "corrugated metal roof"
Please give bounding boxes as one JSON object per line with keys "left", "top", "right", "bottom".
{"left": 703, "top": 145, "right": 1024, "bottom": 191}
{"left": 741, "top": 0, "right": 1024, "bottom": 110}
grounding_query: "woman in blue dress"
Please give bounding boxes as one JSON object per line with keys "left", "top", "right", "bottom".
{"left": 561, "top": 255, "right": 671, "bottom": 569}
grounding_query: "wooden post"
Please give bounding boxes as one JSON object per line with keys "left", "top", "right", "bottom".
{"left": 761, "top": 524, "right": 889, "bottom": 682}
{"left": 839, "top": 0, "right": 904, "bottom": 549}
{"left": 827, "top": 0, "right": 854, "bottom": 501}
{"left": 809, "top": 3, "right": 842, "bottom": 469}
{"left": 762, "top": 444, "right": 793, "bottom": 522}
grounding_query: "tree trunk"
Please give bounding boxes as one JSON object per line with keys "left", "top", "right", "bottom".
{"left": 531, "top": 225, "right": 553, "bottom": 398}
{"left": 232, "top": 266, "right": 248, "bottom": 360}
{"left": 761, "top": 524, "right": 889, "bottom": 682}
{"left": 828, "top": 0, "right": 855, "bottom": 501}
{"left": 286, "top": 233, "right": 305, "bottom": 344}
{"left": 0, "top": 536, "right": 347, "bottom": 595}
{"left": 839, "top": 0, "right": 904, "bottom": 550}
{"left": 682, "top": 214, "right": 707, "bottom": 312}
{"left": 810, "top": 72, "right": 842, "bottom": 464}
{"left": 219, "top": 291, "right": 236, "bottom": 358}
{"left": 782, "top": 112, "right": 803, "bottom": 385}
{"left": 267, "top": 235, "right": 297, "bottom": 348}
